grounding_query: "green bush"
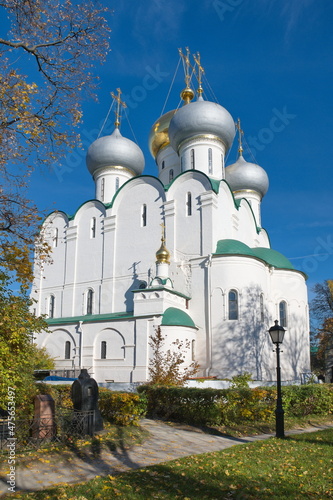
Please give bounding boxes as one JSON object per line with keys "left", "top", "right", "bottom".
{"left": 40, "top": 383, "right": 73, "bottom": 408}
{"left": 282, "top": 384, "right": 333, "bottom": 416}
{"left": 99, "top": 390, "right": 147, "bottom": 426}
{"left": 138, "top": 384, "right": 333, "bottom": 427}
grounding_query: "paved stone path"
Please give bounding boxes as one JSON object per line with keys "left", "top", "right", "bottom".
{"left": 0, "top": 419, "right": 332, "bottom": 496}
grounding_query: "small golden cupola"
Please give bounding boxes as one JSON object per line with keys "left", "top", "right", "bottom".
{"left": 155, "top": 235, "right": 170, "bottom": 264}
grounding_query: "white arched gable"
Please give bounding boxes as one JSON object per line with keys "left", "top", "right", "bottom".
{"left": 72, "top": 199, "right": 106, "bottom": 223}
{"left": 94, "top": 328, "right": 125, "bottom": 360}
{"left": 111, "top": 175, "right": 165, "bottom": 213}
{"left": 166, "top": 170, "right": 214, "bottom": 201}
{"left": 42, "top": 328, "right": 76, "bottom": 360}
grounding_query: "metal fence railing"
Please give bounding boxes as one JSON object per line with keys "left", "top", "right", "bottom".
{"left": 0, "top": 409, "right": 95, "bottom": 452}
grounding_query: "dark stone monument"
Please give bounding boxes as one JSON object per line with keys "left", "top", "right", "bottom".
{"left": 32, "top": 394, "right": 56, "bottom": 439}
{"left": 71, "top": 369, "right": 103, "bottom": 434}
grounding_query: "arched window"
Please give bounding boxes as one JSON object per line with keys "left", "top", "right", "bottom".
{"left": 141, "top": 204, "right": 147, "bottom": 227}
{"left": 101, "top": 341, "right": 107, "bottom": 359}
{"left": 279, "top": 300, "right": 287, "bottom": 327}
{"left": 101, "top": 178, "right": 105, "bottom": 201}
{"left": 191, "top": 339, "right": 196, "bottom": 361}
{"left": 87, "top": 289, "right": 93, "bottom": 315}
{"left": 190, "top": 148, "right": 195, "bottom": 169}
{"left": 228, "top": 290, "right": 239, "bottom": 320}
{"left": 208, "top": 148, "right": 213, "bottom": 174}
{"left": 162, "top": 161, "right": 165, "bottom": 170}
{"left": 260, "top": 294, "right": 265, "bottom": 322}
{"left": 53, "top": 228, "right": 58, "bottom": 248}
{"left": 91, "top": 217, "right": 96, "bottom": 239}
{"left": 169, "top": 169, "right": 174, "bottom": 182}
{"left": 186, "top": 192, "right": 192, "bottom": 216}
{"left": 65, "top": 341, "right": 71, "bottom": 360}
{"left": 115, "top": 177, "right": 119, "bottom": 191}
{"left": 49, "top": 295, "right": 55, "bottom": 318}
{"left": 181, "top": 156, "right": 184, "bottom": 172}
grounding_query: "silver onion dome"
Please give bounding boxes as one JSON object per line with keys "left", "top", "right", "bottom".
{"left": 86, "top": 128, "right": 145, "bottom": 177}
{"left": 168, "top": 100, "right": 236, "bottom": 153}
{"left": 225, "top": 154, "right": 269, "bottom": 199}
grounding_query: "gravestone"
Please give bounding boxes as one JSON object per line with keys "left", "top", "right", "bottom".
{"left": 71, "top": 369, "right": 103, "bottom": 434}
{"left": 32, "top": 394, "right": 56, "bottom": 439}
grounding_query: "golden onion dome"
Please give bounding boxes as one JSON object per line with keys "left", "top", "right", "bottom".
{"left": 155, "top": 237, "right": 170, "bottom": 264}
{"left": 148, "top": 109, "right": 176, "bottom": 159}
{"left": 180, "top": 86, "right": 195, "bottom": 104}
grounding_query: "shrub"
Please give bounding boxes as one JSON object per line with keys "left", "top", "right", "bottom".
{"left": 41, "top": 383, "right": 73, "bottom": 408}
{"left": 282, "top": 384, "right": 333, "bottom": 416}
{"left": 99, "top": 390, "right": 147, "bottom": 426}
{"left": 139, "top": 384, "right": 333, "bottom": 427}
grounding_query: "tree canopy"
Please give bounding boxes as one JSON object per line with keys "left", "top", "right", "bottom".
{"left": 0, "top": 0, "right": 110, "bottom": 285}
{"left": 311, "top": 280, "right": 333, "bottom": 374}
{"left": 0, "top": 1, "right": 110, "bottom": 414}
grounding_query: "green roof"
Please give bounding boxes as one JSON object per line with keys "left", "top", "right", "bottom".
{"left": 161, "top": 307, "right": 196, "bottom": 328}
{"left": 252, "top": 247, "right": 295, "bottom": 270}
{"left": 47, "top": 311, "right": 134, "bottom": 325}
{"left": 214, "top": 239, "right": 295, "bottom": 271}
{"left": 215, "top": 239, "right": 255, "bottom": 257}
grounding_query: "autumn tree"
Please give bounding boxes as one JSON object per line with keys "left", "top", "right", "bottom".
{"left": 0, "top": 271, "right": 54, "bottom": 416}
{"left": 0, "top": 2, "right": 110, "bottom": 413}
{"left": 310, "top": 280, "right": 333, "bottom": 377}
{"left": 148, "top": 326, "right": 199, "bottom": 386}
{"left": 0, "top": 0, "right": 110, "bottom": 284}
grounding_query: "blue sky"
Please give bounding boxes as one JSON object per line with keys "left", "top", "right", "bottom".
{"left": 28, "top": 0, "right": 333, "bottom": 298}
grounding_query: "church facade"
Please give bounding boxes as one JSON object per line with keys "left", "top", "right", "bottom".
{"left": 32, "top": 59, "right": 311, "bottom": 384}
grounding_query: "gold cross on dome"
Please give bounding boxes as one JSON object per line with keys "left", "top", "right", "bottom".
{"left": 193, "top": 52, "right": 205, "bottom": 94}
{"left": 111, "top": 88, "right": 127, "bottom": 128}
{"left": 236, "top": 118, "right": 244, "bottom": 155}
{"left": 160, "top": 222, "right": 166, "bottom": 241}
{"left": 179, "top": 47, "right": 192, "bottom": 87}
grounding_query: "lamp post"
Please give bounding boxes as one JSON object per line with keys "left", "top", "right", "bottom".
{"left": 268, "top": 320, "right": 286, "bottom": 438}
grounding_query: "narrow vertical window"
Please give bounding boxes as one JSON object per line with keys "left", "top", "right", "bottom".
{"left": 91, "top": 217, "right": 96, "bottom": 239}
{"left": 260, "top": 294, "right": 265, "bottom": 322}
{"left": 141, "top": 204, "right": 147, "bottom": 227}
{"left": 279, "top": 300, "right": 287, "bottom": 327}
{"left": 101, "top": 341, "right": 107, "bottom": 359}
{"left": 186, "top": 192, "right": 192, "bottom": 216}
{"left": 65, "top": 341, "right": 71, "bottom": 360}
{"left": 169, "top": 169, "right": 174, "bottom": 182}
{"left": 228, "top": 290, "right": 238, "bottom": 320}
{"left": 190, "top": 148, "right": 195, "bottom": 169}
{"left": 208, "top": 148, "right": 213, "bottom": 174}
{"left": 162, "top": 161, "right": 165, "bottom": 170}
{"left": 49, "top": 295, "right": 55, "bottom": 318}
{"left": 87, "top": 289, "right": 93, "bottom": 315}
{"left": 181, "top": 156, "right": 184, "bottom": 172}
{"left": 115, "top": 177, "right": 119, "bottom": 191}
{"left": 53, "top": 228, "right": 58, "bottom": 248}
{"left": 191, "top": 339, "right": 196, "bottom": 361}
{"left": 101, "top": 178, "right": 105, "bottom": 201}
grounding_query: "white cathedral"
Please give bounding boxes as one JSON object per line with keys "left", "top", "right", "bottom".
{"left": 32, "top": 53, "right": 311, "bottom": 384}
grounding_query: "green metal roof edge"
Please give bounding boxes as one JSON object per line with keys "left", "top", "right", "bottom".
{"left": 163, "top": 170, "right": 220, "bottom": 194}
{"left": 161, "top": 307, "right": 197, "bottom": 329}
{"left": 46, "top": 311, "right": 134, "bottom": 325}
{"left": 41, "top": 210, "right": 71, "bottom": 225}
{"left": 108, "top": 174, "right": 165, "bottom": 208}
{"left": 68, "top": 199, "right": 106, "bottom": 221}
{"left": 213, "top": 239, "right": 307, "bottom": 278}
{"left": 132, "top": 286, "right": 191, "bottom": 300}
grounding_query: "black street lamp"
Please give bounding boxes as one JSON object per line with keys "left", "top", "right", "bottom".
{"left": 268, "top": 320, "right": 286, "bottom": 438}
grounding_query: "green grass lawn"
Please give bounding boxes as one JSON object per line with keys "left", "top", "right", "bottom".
{"left": 11, "top": 427, "right": 333, "bottom": 500}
